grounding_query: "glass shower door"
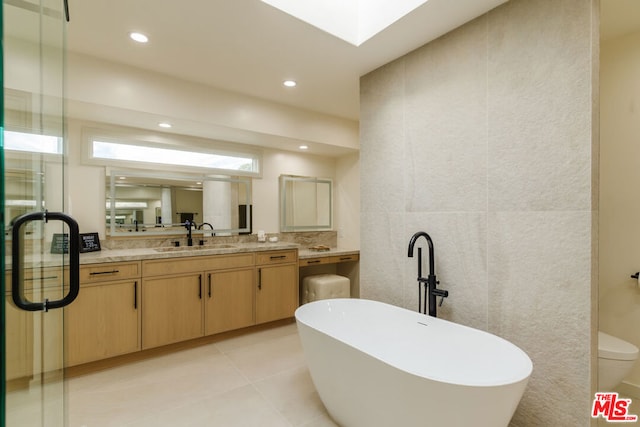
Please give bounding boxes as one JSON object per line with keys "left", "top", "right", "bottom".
{"left": 2, "top": 1, "right": 73, "bottom": 426}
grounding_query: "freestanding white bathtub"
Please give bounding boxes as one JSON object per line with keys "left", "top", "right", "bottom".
{"left": 295, "top": 299, "right": 532, "bottom": 427}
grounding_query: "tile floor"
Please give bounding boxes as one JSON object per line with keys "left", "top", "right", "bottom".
{"left": 67, "top": 322, "right": 337, "bottom": 427}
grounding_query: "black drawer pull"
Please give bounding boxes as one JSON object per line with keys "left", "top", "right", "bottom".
{"left": 270, "top": 255, "right": 287, "bottom": 260}
{"left": 89, "top": 270, "right": 120, "bottom": 276}
{"left": 306, "top": 260, "right": 321, "bottom": 264}
{"left": 25, "top": 276, "right": 58, "bottom": 281}
{"left": 339, "top": 257, "right": 353, "bottom": 261}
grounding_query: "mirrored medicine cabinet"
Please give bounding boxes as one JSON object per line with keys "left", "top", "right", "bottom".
{"left": 279, "top": 175, "right": 332, "bottom": 232}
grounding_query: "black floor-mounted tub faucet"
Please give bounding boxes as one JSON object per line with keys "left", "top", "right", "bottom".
{"left": 408, "top": 231, "right": 448, "bottom": 317}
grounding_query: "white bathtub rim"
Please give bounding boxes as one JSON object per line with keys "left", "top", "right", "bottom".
{"left": 295, "top": 298, "right": 533, "bottom": 388}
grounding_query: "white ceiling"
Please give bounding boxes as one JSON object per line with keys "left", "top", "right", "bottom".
{"left": 65, "top": 0, "right": 507, "bottom": 121}
{"left": 6, "top": 0, "right": 637, "bottom": 154}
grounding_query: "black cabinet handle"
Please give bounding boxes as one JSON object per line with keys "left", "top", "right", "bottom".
{"left": 89, "top": 270, "right": 120, "bottom": 276}
{"left": 134, "top": 281, "right": 138, "bottom": 309}
{"left": 208, "top": 273, "right": 212, "bottom": 298}
{"left": 270, "top": 255, "right": 287, "bottom": 260}
{"left": 11, "top": 211, "right": 80, "bottom": 312}
{"left": 25, "top": 276, "right": 58, "bottom": 281}
{"left": 198, "top": 275, "right": 202, "bottom": 299}
{"left": 63, "top": 0, "right": 69, "bottom": 21}
{"left": 258, "top": 268, "right": 262, "bottom": 290}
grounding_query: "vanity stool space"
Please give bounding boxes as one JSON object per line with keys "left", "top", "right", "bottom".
{"left": 302, "top": 274, "right": 350, "bottom": 303}
{"left": 299, "top": 250, "right": 359, "bottom": 304}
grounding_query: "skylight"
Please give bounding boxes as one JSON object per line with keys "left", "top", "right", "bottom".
{"left": 261, "top": 0, "right": 428, "bottom": 46}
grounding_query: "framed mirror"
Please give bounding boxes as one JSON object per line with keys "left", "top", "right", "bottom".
{"left": 279, "top": 175, "right": 332, "bottom": 232}
{"left": 107, "top": 170, "right": 252, "bottom": 236}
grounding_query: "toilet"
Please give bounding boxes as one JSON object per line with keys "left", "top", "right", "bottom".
{"left": 598, "top": 331, "right": 639, "bottom": 390}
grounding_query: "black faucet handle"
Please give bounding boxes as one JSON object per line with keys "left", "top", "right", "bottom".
{"left": 432, "top": 288, "right": 449, "bottom": 307}
{"left": 432, "top": 288, "right": 448, "bottom": 298}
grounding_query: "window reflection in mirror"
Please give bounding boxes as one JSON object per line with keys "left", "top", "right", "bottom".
{"left": 3, "top": 148, "right": 64, "bottom": 240}
{"left": 107, "top": 171, "right": 252, "bottom": 236}
{"left": 279, "top": 175, "right": 332, "bottom": 232}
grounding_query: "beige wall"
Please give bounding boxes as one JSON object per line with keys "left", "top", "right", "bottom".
{"left": 600, "top": 30, "right": 640, "bottom": 392}
{"left": 360, "top": 0, "right": 598, "bottom": 425}
{"left": 5, "top": 41, "right": 361, "bottom": 249}
{"left": 66, "top": 119, "right": 357, "bottom": 244}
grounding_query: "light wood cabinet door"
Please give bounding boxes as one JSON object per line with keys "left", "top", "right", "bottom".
{"left": 142, "top": 273, "right": 204, "bottom": 349}
{"left": 66, "top": 280, "right": 140, "bottom": 366}
{"left": 204, "top": 268, "right": 254, "bottom": 335}
{"left": 256, "top": 263, "right": 298, "bottom": 324}
{"left": 5, "top": 293, "right": 33, "bottom": 381}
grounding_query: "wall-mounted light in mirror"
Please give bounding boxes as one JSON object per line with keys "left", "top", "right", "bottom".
{"left": 279, "top": 175, "right": 332, "bottom": 232}
{"left": 107, "top": 170, "right": 252, "bottom": 236}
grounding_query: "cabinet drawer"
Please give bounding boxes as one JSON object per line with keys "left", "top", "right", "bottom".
{"left": 329, "top": 254, "right": 359, "bottom": 264}
{"left": 299, "top": 253, "right": 359, "bottom": 267}
{"left": 299, "top": 257, "right": 333, "bottom": 267}
{"left": 5, "top": 267, "right": 67, "bottom": 292}
{"left": 143, "top": 253, "right": 254, "bottom": 277}
{"left": 256, "top": 250, "right": 297, "bottom": 265}
{"left": 80, "top": 262, "right": 141, "bottom": 284}
{"left": 200, "top": 253, "right": 254, "bottom": 271}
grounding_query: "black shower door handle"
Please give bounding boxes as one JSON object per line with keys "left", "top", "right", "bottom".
{"left": 11, "top": 211, "right": 80, "bottom": 311}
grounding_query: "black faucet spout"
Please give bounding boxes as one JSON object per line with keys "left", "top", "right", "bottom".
{"left": 185, "top": 220, "right": 194, "bottom": 246}
{"left": 408, "top": 231, "right": 435, "bottom": 274}
{"left": 198, "top": 222, "right": 215, "bottom": 237}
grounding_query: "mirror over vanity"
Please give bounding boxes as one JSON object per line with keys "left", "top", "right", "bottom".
{"left": 107, "top": 171, "right": 252, "bottom": 236}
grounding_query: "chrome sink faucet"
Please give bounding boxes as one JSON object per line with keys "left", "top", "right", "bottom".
{"left": 408, "top": 231, "right": 449, "bottom": 317}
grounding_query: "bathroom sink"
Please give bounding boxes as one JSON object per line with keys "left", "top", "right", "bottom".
{"left": 154, "top": 244, "right": 237, "bottom": 252}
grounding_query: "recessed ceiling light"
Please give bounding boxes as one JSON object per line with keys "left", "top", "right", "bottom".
{"left": 283, "top": 80, "right": 297, "bottom": 88}
{"left": 158, "top": 122, "right": 172, "bottom": 128}
{"left": 129, "top": 32, "right": 149, "bottom": 43}
{"left": 299, "top": 145, "right": 308, "bottom": 150}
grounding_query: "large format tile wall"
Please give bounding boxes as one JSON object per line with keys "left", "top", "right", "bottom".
{"left": 359, "top": 0, "right": 598, "bottom": 425}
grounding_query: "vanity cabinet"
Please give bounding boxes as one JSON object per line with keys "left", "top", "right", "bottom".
{"left": 5, "top": 267, "right": 67, "bottom": 381}
{"left": 4, "top": 291, "right": 33, "bottom": 381}
{"left": 61, "top": 248, "right": 299, "bottom": 365}
{"left": 255, "top": 250, "right": 299, "bottom": 324}
{"left": 141, "top": 272, "right": 204, "bottom": 349}
{"left": 141, "top": 253, "right": 255, "bottom": 348}
{"left": 66, "top": 262, "right": 141, "bottom": 366}
{"left": 204, "top": 267, "right": 254, "bottom": 335}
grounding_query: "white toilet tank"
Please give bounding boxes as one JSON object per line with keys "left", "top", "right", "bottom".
{"left": 598, "top": 331, "right": 639, "bottom": 391}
